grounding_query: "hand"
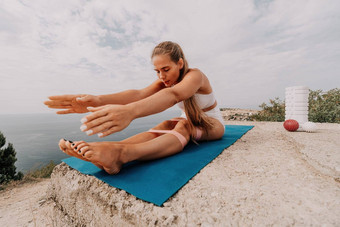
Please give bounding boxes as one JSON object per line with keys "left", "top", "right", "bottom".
{"left": 80, "top": 104, "right": 134, "bottom": 137}
{"left": 44, "top": 94, "right": 100, "bottom": 114}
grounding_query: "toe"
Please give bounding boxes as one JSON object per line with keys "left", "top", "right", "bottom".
{"left": 58, "top": 139, "right": 80, "bottom": 157}
{"left": 71, "top": 142, "right": 80, "bottom": 152}
{"left": 77, "top": 142, "right": 88, "bottom": 150}
{"left": 73, "top": 141, "right": 85, "bottom": 147}
{"left": 79, "top": 146, "right": 90, "bottom": 156}
{"left": 75, "top": 142, "right": 89, "bottom": 154}
{"left": 58, "top": 138, "right": 66, "bottom": 147}
{"left": 58, "top": 139, "right": 67, "bottom": 152}
{"left": 65, "top": 140, "right": 73, "bottom": 149}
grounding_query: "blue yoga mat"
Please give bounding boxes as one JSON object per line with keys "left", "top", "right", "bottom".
{"left": 63, "top": 125, "right": 253, "bottom": 206}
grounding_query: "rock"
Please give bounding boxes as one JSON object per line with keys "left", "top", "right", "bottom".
{"left": 46, "top": 122, "right": 340, "bottom": 226}
{"left": 38, "top": 199, "right": 46, "bottom": 206}
{"left": 48, "top": 163, "right": 180, "bottom": 226}
{"left": 220, "top": 108, "right": 259, "bottom": 121}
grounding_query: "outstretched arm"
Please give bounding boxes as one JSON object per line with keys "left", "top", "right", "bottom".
{"left": 129, "top": 72, "right": 203, "bottom": 118}
{"left": 97, "top": 79, "right": 165, "bottom": 105}
{"left": 44, "top": 80, "right": 164, "bottom": 114}
{"left": 82, "top": 70, "right": 203, "bottom": 137}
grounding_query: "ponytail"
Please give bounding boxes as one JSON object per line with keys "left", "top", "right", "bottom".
{"left": 152, "top": 41, "right": 213, "bottom": 138}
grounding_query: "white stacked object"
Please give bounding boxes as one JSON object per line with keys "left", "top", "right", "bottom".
{"left": 285, "top": 86, "right": 309, "bottom": 131}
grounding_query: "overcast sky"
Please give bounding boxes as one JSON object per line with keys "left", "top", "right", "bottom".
{"left": 1, "top": 0, "right": 339, "bottom": 114}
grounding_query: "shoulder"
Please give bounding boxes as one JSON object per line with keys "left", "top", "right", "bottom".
{"left": 183, "top": 68, "right": 212, "bottom": 93}
{"left": 182, "top": 68, "right": 205, "bottom": 81}
{"left": 181, "top": 68, "right": 210, "bottom": 86}
{"left": 187, "top": 68, "right": 203, "bottom": 76}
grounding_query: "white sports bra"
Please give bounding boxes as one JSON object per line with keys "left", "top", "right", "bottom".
{"left": 177, "top": 92, "right": 216, "bottom": 110}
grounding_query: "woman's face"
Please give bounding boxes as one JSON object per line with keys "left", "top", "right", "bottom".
{"left": 152, "top": 54, "right": 183, "bottom": 87}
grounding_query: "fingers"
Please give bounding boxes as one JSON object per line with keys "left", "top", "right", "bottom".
{"left": 82, "top": 106, "right": 107, "bottom": 122}
{"left": 81, "top": 106, "right": 108, "bottom": 123}
{"left": 44, "top": 100, "right": 72, "bottom": 106}
{"left": 80, "top": 117, "right": 120, "bottom": 137}
{"left": 44, "top": 99, "right": 73, "bottom": 112}
{"left": 97, "top": 126, "right": 121, "bottom": 137}
{"left": 44, "top": 95, "right": 83, "bottom": 108}
{"left": 47, "top": 105, "right": 72, "bottom": 109}
{"left": 84, "top": 121, "right": 115, "bottom": 136}
{"left": 57, "top": 109, "right": 76, "bottom": 114}
{"left": 80, "top": 105, "right": 131, "bottom": 137}
{"left": 80, "top": 114, "right": 113, "bottom": 132}
{"left": 48, "top": 95, "right": 81, "bottom": 101}
{"left": 87, "top": 106, "right": 105, "bottom": 113}
{"left": 81, "top": 113, "right": 110, "bottom": 130}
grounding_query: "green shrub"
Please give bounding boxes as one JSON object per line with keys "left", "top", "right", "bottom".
{"left": 1, "top": 161, "right": 57, "bottom": 190}
{"left": 0, "top": 131, "right": 23, "bottom": 185}
{"left": 308, "top": 88, "right": 340, "bottom": 123}
{"left": 250, "top": 97, "right": 285, "bottom": 122}
{"left": 250, "top": 88, "right": 339, "bottom": 123}
{"left": 24, "top": 160, "right": 57, "bottom": 179}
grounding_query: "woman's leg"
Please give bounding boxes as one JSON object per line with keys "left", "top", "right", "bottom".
{"left": 197, "top": 117, "right": 225, "bottom": 141}
{"left": 59, "top": 119, "right": 190, "bottom": 174}
{"left": 58, "top": 119, "right": 183, "bottom": 168}
{"left": 59, "top": 117, "right": 224, "bottom": 175}
{"left": 118, "top": 119, "right": 180, "bottom": 144}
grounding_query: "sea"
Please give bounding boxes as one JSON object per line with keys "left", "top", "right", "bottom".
{"left": 0, "top": 109, "right": 181, "bottom": 173}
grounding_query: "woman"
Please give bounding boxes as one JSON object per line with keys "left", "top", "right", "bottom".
{"left": 44, "top": 41, "right": 225, "bottom": 174}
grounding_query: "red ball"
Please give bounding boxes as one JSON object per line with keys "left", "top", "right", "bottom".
{"left": 283, "top": 119, "right": 299, "bottom": 132}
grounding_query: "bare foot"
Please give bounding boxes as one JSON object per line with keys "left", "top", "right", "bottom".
{"left": 58, "top": 139, "right": 103, "bottom": 170}
{"left": 71, "top": 141, "right": 125, "bottom": 175}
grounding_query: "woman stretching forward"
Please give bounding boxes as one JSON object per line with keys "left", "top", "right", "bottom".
{"left": 44, "top": 41, "right": 225, "bottom": 174}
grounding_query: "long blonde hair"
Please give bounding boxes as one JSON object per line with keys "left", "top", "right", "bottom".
{"left": 151, "top": 41, "right": 213, "bottom": 137}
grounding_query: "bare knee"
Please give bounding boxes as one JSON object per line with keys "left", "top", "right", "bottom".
{"left": 151, "top": 120, "right": 175, "bottom": 130}
{"left": 202, "top": 121, "right": 225, "bottom": 141}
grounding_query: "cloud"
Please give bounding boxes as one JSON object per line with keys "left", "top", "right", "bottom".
{"left": 0, "top": 0, "right": 339, "bottom": 114}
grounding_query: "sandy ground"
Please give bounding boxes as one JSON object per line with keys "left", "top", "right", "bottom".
{"left": 1, "top": 112, "right": 340, "bottom": 226}
{"left": 0, "top": 179, "right": 54, "bottom": 226}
